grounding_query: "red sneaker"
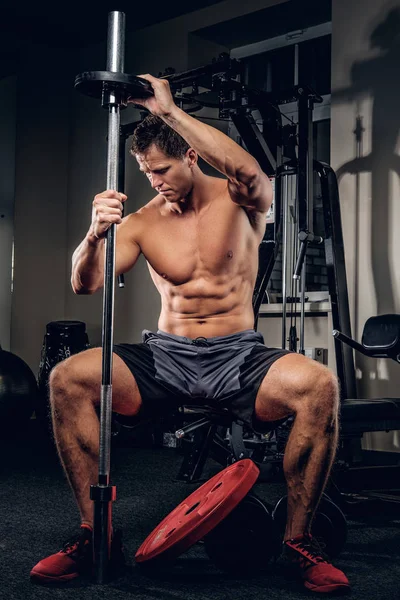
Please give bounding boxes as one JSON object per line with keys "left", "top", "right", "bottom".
{"left": 283, "top": 533, "right": 350, "bottom": 594}
{"left": 30, "top": 525, "right": 124, "bottom": 584}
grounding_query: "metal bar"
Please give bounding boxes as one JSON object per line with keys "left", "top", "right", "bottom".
{"left": 107, "top": 12, "right": 125, "bottom": 72}
{"left": 353, "top": 113, "right": 364, "bottom": 340}
{"left": 316, "top": 160, "right": 357, "bottom": 400}
{"left": 175, "top": 417, "right": 211, "bottom": 439}
{"left": 297, "top": 91, "right": 308, "bottom": 232}
{"left": 273, "top": 139, "right": 283, "bottom": 243}
{"left": 294, "top": 44, "right": 299, "bottom": 86}
{"left": 289, "top": 175, "right": 298, "bottom": 349}
{"left": 307, "top": 96, "right": 314, "bottom": 233}
{"left": 230, "top": 112, "right": 276, "bottom": 176}
{"left": 94, "top": 10, "right": 125, "bottom": 585}
{"left": 160, "top": 54, "right": 235, "bottom": 87}
{"left": 332, "top": 330, "right": 370, "bottom": 356}
{"left": 176, "top": 425, "right": 218, "bottom": 482}
{"left": 252, "top": 240, "right": 276, "bottom": 329}
{"left": 117, "top": 132, "right": 126, "bottom": 288}
{"left": 299, "top": 262, "right": 306, "bottom": 354}
{"left": 100, "top": 60, "right": 121, "bottom": 480}
{"left": 296, "top": 90, "right": 314, "bottom": 352}
{"left": 281, "top": 172, "right": 289, "bottom": 349}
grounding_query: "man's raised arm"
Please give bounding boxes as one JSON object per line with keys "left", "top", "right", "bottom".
{"left": 130, "top": 74, "right": 273, "bottom": 214}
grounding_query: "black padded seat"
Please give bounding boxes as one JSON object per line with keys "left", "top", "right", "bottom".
{"left": 340, "top": 398, "right": 400, "bottom": 434}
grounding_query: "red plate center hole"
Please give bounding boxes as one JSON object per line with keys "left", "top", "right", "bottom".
{"left": 184, "top": 501, "right": 201, "bottom": 516}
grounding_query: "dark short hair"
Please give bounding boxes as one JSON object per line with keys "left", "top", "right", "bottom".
{"left": 130, "top": 114, "right": 190, "bottom": 159}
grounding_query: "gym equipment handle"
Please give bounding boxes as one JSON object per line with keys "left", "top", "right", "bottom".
{"left": 293, "top": 231, "right": 324, "bottom": 280}
{"left": 332, "top": 330, "right": 368, "bottom": 355}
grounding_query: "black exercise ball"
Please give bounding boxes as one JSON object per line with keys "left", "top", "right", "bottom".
{"left": 0, "top": 349, "right": 38, "bottom": 432}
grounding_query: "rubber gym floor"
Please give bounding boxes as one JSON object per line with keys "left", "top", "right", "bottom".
{"left": 1, "top": 422, "right": 399, "bottom": 600}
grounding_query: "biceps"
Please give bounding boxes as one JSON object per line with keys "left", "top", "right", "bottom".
{"left": 116, "top": 241, "right": 141, "bottom": 276}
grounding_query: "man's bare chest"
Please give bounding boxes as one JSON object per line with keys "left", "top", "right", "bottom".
{"left": 139, "top": 202, "right": 260, "bottom": 285}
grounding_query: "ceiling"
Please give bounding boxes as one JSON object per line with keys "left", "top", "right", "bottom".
{"left": 0, "top": 1, "right": 331, "bottom": 79}
{"left": 194, "top": 0, "right": 331, "bottom": 49}
{"left": 0, "top": 0, "right": 224, "bottom": 78}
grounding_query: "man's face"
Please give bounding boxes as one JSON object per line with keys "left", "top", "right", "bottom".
{"left": 135, "top": 144, "right": 194, "bottom": 203}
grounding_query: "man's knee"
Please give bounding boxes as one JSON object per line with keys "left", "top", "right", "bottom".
{"left": 302, "top": 364, "right": 339, "bottom": 421}
{"left": 48, "top": 350, "right": 142, "bottom": 418}
{"left": 274, "top": 355, "right": 339, "bottom": 415}
{"left": 49, "top": 352, "right": 99, "bottom": 406}
{"left": 49, "top": 361, "right": 69, "bottom": 398}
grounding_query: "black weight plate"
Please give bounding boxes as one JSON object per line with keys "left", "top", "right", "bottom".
{"left": 203, "top": 493, "right": 278, "bottom": 574}
{"left": 74, "top": 71, "right": 153, "bottom": 100}
{"left": 244, "top": 491, "right": 276, "bottom": 517}
{"left": 314, "top": 496, "right": 348, "bottom": 558}
{"left": 272, "top": 494, "right": 347, "bottom": 558}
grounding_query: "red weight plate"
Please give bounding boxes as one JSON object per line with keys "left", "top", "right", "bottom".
{"left": 135, "top": 459, "right": 259, "bottom": 564}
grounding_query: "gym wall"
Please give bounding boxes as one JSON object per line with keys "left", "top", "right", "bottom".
{"left": 11, "top": 45, "right": 75, "bottom": 373}
{"left": 331, "top": 0, "right": 400, "bottom": 452}
{"left": 0, "top": 75, "right": 16, "bottom": 352}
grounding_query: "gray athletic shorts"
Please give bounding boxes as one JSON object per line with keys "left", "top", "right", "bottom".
{"left": 113, "top": 329, "right": 291, "bottom": 433}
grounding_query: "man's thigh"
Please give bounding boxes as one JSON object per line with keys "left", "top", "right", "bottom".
{"left": 254, "top": 353, "right": 334, "bottom": 422}
{"left": 54, "top": 347, "right": 143, "bottom": 417}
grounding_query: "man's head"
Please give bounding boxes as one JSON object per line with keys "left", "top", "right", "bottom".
{"left": 130, "top": 114, "right": 197, "bottom": 203}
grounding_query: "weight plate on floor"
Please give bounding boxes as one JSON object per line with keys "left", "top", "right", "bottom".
{"left": 203, "top": 492, "right": 279, "bottom": 573}
{"left": 272, "top": 493, "right": 348, "bottom": 558}
{"left": 135, "top": 459, "right": 259, "bottom": 565}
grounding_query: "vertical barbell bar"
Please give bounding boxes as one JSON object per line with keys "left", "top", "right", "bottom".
{"left": 91, "top": 11, "right": 125, "bottom": 584}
